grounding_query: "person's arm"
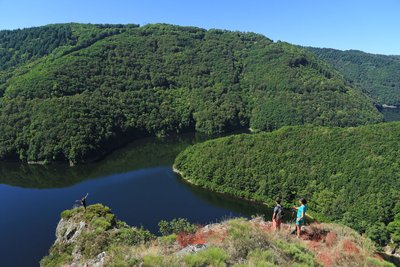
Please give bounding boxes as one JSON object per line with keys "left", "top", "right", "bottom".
{"left": 272, "top": 207, "right": 277, "bottom": 220}
{"left": 84, "top": 193, "right": 89, "bottom": 199}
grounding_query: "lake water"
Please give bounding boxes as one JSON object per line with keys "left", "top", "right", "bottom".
{"left": 0, "top": 133, "right": 273, "bottom": 267}
{"left": 381, "top": 107, "right": 400, "bottom": 122}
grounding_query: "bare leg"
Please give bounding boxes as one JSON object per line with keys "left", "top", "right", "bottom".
{"left": 296, "top": 225, "right": 301, "bottom": 238}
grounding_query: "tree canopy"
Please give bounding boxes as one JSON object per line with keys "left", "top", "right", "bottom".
{"left": 0, "top": 23, "right": 382, "bottom": 164}
{"left": 307, "top": 47, "right": 400, "bottom": 106}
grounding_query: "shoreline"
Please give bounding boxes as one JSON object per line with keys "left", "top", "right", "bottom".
{"left": 172, "top": 165, "right": 316, "bottom": 220}
{"left": 382, "top": 104, "right": 399, "bottom": 109}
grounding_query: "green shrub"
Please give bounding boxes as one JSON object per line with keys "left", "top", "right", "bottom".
{"left": 92, "top": 217, "right": 112, "bottom": 233}
{"left": 158, "top": 234, "right": 177, "bottom": 246}
{"left": 142, "top": 255, "right": 164, "bottom": 267}
{"left": 158, "top": 218, "right": 198, "bottom": 236}
{"left": 387, "top": 220, "right": 400, "bottom": 245}
{"left": 80, "top": 231, "right": 111, "bottom": 259}
{"left": 111, "top": 227, "right": 154, "bottom": 246}
{"left": 184, "top": 247, "right": 228, "bottom": 267}
{"left": 275, "top": 240, "right": 316, "bottom": 266}
{"left": 366, "top": 257, "right": 395, "bottom": 267}
{"left": 40, "top": 252, "right": 73, "bottom": 267}
{"left": 84, "top": 204, "right": 114, "bottom": 222}
{"left": 235, "top": 249, "right": 278, "bottom": 267}
{"left": 366, "top": 223, "right": 390, "bottom": 247}
{"left": 105, "top": 245, "right": 141, "bottom": 267}
{"left": 60, "top": 207, "right": 81, "bottom": 219}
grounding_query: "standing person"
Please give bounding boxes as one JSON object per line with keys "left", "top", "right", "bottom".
{"left": 295, "top": 198, "right": 307, "bottom": 238}
{"left": 272, "top": 197, "right": 283, "bottom": 231}
{"left": 76, "top": 193, "right": 89, "bottom": 210}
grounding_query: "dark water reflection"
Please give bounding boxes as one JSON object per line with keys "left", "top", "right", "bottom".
{"left": 381, "top": 107, "right": 400, "bottom": 122}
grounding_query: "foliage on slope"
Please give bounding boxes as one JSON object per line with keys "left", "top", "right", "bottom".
{"left": 0, "top": 23, "right": 382, "bottom": 163}
{"left": 307, "top": 47, "right": 400, "bottom": 106}
{"left": 41, "top": 205, "right": 393, "bottom": 267}
{"left": 174, "top": 122, "right": 400, "bottom": 246}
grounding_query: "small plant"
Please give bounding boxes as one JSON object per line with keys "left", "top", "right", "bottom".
{"left": 184, "top": 247, "right": 228, "bottom": 267}
{"left": 40, "top": 252, "right": 73, "bottom": 267}
{"left": 158, "top": 218, "right": 198, "bottom": 236}
{"left": 92, "top": 217, "right": 112, "bottom": 233}
{"left": 111, "top": 227, "right": 154, "bottom": 246}
{"left": 223, "top": 218, "right": 270, "bottom": 260}
{"left": 60, "top": 207, "right": 81, "bottom": 219}
{"left": 158, "top": 234, "right": 177, "bottom": 246}
{"left": 241, "top": 249, "right": 278, "bottom": 267}
{"left": 142, "top": 254, "right": 164, "bottom": 267}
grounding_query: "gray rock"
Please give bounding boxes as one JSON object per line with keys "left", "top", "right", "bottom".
{"left": 55, "top": 218, "right": 86, "bottom": 245}
{"left": 176, "top": 244, "right": 209, "bottom": 256}
{"left": 82, "top": 251, "right": 107, "bottom": 267}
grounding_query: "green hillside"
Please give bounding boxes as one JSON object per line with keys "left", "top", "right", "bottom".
{"left": 0, "top": 23, "right": 382, "bottom": 164}
{"left": 307, "top": 47, "right": 400, "bottom": 106}
{"left": 174, "top": 122, "right": 400, "bottom": 247}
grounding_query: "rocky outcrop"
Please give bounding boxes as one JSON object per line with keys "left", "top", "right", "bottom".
{"left": 41, "top": 204, "right": 154, "bottom": 267}
{"left": 46, "top": 210, "right": 106, "bottom": 267}
{"left": 42, "top": 204, "right": 396, "bottom": 267}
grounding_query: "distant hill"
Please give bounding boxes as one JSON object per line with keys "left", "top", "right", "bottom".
{"left": 0, "top": 23, "right": 382, "bottom": 164}
{"left": 307, "top": 47, "right": 400, "bottom": 106}
{"left": 174, "top": 122, "right": 400, "bottom": 248}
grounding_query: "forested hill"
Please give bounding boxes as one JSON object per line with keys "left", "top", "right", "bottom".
{"left": 307, "top": 47, "right": 400, "bottom": 106}
{"left": 174, "top": 122, "right": 400, "bottom": 248}
{"left": 0, "top": 23, "right": 382, "bottom": 164}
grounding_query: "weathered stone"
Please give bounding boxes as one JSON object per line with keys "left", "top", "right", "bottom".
{"left": 176, "top": 244, "right": 208, "bottom": 256}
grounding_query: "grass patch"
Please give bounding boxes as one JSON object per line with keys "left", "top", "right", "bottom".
{"left": 184, "top": 247, "right": 228, "bottom": 267}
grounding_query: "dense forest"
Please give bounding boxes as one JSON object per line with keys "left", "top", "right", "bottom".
{"left": 174, "top": 122, "right": 400, "bottom": 247}
{"left": 307, "top": 47, "right": 400, "bottom": 106}
{"left": 0, "top": 23, "right": 382, "bottom": 164}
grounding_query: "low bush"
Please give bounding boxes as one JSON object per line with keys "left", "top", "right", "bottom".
{"left": 158, "top": 218, "right": 198, "bottom": 236}
{"left": 184, "top": 247, "right": 228, "bottom": 267}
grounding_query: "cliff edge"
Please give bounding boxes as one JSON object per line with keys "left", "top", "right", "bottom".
{"left": 41, "top": 204, "right": 394, "bottom": 267}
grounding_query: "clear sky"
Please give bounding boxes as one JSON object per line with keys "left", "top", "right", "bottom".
{"left": 0, "top": 0, "right": 399, "bottom": 55}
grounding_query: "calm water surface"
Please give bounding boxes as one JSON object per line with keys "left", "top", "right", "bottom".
{"left": 0, "top": 133, "right": 272, "bottom": 267}
{"left": 381, "top": 107, "right": 400, "bottom": 122}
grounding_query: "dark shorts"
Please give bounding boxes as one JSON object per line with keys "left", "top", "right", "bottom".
{"left": 296, "top": 218, "right": 305, "bottom": 226}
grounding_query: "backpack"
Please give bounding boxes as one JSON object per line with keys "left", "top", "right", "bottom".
{"left": 275, "top": 205, "right": 284, "bottom": 220}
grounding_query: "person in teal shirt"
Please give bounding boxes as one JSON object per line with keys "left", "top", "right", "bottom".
{"left": 295, "top": 198, "right": 307, "bottom": 238}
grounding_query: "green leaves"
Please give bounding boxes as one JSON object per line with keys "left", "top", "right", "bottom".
{"left": 158, "top": 218, "right": 198, "bottom": 236}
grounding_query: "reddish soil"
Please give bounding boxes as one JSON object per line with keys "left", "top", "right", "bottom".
{"left": 175, "top": 221, "right": 388, "bottom": 267}
{"left": 317, "top": 251, "right": 334, "bottom": 267}
{"left": 325, "top": 232, "right": 337, "bottom": 247}
{"left": 342, "top": 239, "right": 360, "bottom": 255}
{"left": 176, "top": 224, "right": 228, "bottom": 247}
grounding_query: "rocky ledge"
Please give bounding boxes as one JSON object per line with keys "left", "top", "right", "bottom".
{"left": 41, "top": 204, "right": 395, "bottom": 267}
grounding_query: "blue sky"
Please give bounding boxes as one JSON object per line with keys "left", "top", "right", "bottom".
{"left": 0, "top": 0, "right": 399, "bottom": 55}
